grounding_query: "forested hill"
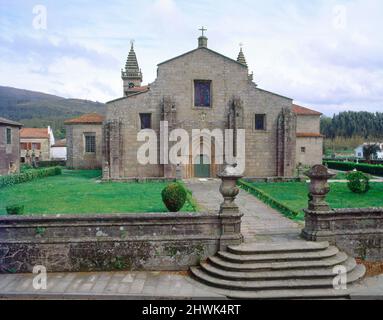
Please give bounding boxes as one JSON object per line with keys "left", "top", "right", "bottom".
{"left": 0, "top": 86, "right": 106, "bottom": 138}
{"left": 321, "top": 111, "right": 383, "bottom": 139}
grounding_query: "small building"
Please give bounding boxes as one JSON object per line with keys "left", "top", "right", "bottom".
{"left": 20, "top": 126, "right": 55, "bottom": 163}
{"left": 50, "top": 138, "right": 67, "bottom": 161}
{"left": 293, "top": 104, "right": 324, "bottom": 168}
{"left": 0, "top": 117, "right": 23, "bottom": 175}
{"left": 355, "top": 143, "right": 383, "bottom": 159}
{"left": 65, "top": 113, "right": 105, "bottom": 169}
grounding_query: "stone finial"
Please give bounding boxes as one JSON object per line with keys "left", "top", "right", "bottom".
{"left": 217, "top": 164, "right": 243, "bottom": 215}
{"left": 306, "top": 164, "right": 336, "bottom": 212}
{"left": 237, "top": 46, "right": 247, "bottom": 67}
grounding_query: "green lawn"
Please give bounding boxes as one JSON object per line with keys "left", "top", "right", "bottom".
{"left": 0, "top": 170, "right": 196, "bottom": 215}
{"left": 250, "top": 181, "right": 383, "bottom": 218}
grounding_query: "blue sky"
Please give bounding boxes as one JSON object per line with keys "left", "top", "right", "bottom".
{"left": 0, "top": 0, "right": 382, "bottom": 115}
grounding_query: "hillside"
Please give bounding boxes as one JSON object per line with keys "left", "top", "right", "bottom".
{"left": 0, "top": 86, "right": 106, "bottom": 138}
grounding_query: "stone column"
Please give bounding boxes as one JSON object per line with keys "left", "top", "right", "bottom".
{"left": 217, "top": 165, "right": 244, "bottom": 250}
{"left": 301, "top": 164, "right": 336, "bottom": 241}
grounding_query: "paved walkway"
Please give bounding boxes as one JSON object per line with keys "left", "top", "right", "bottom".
{"left": 0, "top": 271, "right": 223, "bottom": 300}
{"left": 185, "top": 179, "right": 303, "bottom": 242}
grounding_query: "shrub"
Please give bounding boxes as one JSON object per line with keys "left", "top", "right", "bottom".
{"left": 20, "top": 164, "right": 33, "bottom": 173}
{"left": 38, "top": 160, "right": 66, "bottom": 168}
{"left": 6, "top": 204, "right": 24, "bottom": 215}
{"left": 347, "top": 171, "right": 370, "bottom": 193}
{"left": 0, "top": 166, "right": 62, "bottom": 188}
{"left": 161, "top": 182, "right": 187, "bottom": 212}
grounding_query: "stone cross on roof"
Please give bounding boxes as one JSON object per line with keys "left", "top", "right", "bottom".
{"left": 199, "top": 26, "right": 207, "bottom": 37}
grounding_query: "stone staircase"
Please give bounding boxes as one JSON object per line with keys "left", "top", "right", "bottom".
{"left": 190, "top": 241, "right": 366, "bottom": 299}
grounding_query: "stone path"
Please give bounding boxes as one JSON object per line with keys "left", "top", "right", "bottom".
{"left": 185, "top": 179, "right": 303, "bottom": 242}
{"left": 0, "top": 271, "right": 224, "bottom": 300}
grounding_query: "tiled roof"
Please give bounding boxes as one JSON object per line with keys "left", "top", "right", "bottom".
{"left": 296, "top": 132, "right": 324, "bottom": 138}
{"left": 20, "top": 128, "right": 49, "bottom": 139}
{"left": 52, "top": 139, "right": 66, "bottom": 147}
{"left": 64, "top": 113, "right": 105, "bottom": 124}
{"left": 0, "top": 117, "right": 23, "bottom": 127}
{"left": 292, "top": 104, "right": 322, "bottom": 116}
{"left": 127, "top": 85, "right": 149, "bottom": 94}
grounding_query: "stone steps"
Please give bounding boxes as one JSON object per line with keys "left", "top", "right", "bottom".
{"left": 218, "top": 246, "right": 339, "bottom": 263}
{"left": 190, "top": 265, "right": 365, "bottom": 290}
{"left": 208, "top": 252, "right": 349, "bottom": 271}
{"left": 199, "top": 257, "right": 357, "bottom": 280}
{"left": 227, "top": 241, "right": 330, "bottom": 255}
{"left": 190, "top": 241, "right": 366, "bottom": 299}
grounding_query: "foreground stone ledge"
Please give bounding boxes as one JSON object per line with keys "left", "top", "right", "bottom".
{"left": 302, "top": 208, "right": 383, "bottom": 261}
{"left": 0, "top": 211, "right": 243, "bottom": 273}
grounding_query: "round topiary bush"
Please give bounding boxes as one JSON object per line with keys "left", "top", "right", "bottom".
{"left": 161, "top": 182, "right": 187, "bottom": 212}
{"left": 6, "top": 204, "right": 25, "bottom": 215}
{"left": 347, "top": 171, "right": 370, "bottom": 193}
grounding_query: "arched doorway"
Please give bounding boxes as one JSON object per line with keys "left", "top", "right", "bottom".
{"left": 194, "top": 154, "right": 210, "bottom": 178}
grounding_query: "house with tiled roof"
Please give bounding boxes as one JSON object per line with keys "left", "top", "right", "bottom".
{"left": 65, "top": 113, "right": 105, "bottom": 169}
{"left": 20, "top": 126, "right": 55, "bottom": 163}
{"left": 0, "top": 117, "right": 23, "bottom": 175}
{"left": 102, "top": 32, "right": 324, "bottom": 179}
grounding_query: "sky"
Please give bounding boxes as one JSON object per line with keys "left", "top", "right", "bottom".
{"left": 0, "top": 0, "right": 382, "bottom": 116}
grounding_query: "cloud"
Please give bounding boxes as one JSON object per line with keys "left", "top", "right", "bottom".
{"left": 0, "top": 0, "right": 382, "bottom": 115}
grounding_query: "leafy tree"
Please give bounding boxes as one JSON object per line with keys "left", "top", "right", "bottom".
{"left": 363, "top": 143, "right": 381, "bottom": 163}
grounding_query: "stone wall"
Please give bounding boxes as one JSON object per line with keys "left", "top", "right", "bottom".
{"left": 66, "top": 123, "right": 103, "bottom": 169}
{"left": 302, "top": 165, "right": 383, "bottom": 262}
{"left": 0, "top": 124, "right": 20, "bottom": 175}
{"left": 296, "top": 115, "right": 320, "bottom": 133}
{"left": 0, "top": 211, "right": 243, "bottom": 273}
{"left": 302, "top": 208, "right": 383, "bottom": 261}
{"left": 296, "top": 136, "right": 323, "bottom": 167}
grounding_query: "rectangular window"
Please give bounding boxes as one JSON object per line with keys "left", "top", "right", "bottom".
{"left": 194, "top": 80, "right": 211, "bottom": 107}
{"left": 301, "top": 147, "right": 306, "bottom": 153}
{"left": 20, "top": 142, "right": 28, "bottom": 150}
{"left": 254, "top": 114, "right": 266, "bottom": 130}
{"left": 140, "top": 113, "right": 152, "bottom": 129}
{"left": 32, "top": 143, "right": 41, "bottom": 150}
{"left": 6, "top": 128, "right": 11, "bottom": 144}
{"left": 85, "top": 134, "right": 96, "bottom": 153}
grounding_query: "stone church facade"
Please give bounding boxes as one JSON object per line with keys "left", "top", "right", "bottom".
{"left": 102, "top": 33, "right": 322, "bottom": 179}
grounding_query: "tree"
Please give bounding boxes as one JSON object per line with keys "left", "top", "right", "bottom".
{"left": 363, "top": 143, "right": 381, "bottom": 163}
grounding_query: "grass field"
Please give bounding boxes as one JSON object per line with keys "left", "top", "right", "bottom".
{"left": 250, "top": 181, "right": 383, "bottom": 218}
{"left": 0, "top": 170, "right": 196, "bottom": 215}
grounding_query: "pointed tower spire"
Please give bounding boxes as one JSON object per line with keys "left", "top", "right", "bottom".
{"left": 122, "top": 40, "right": 143, "bottom": 95}
{"left": 237, "top": 44, "right": 247, "bottom": 67}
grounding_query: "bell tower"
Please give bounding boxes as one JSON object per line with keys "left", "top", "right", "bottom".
{"left": 121, "top": 40, "right": 143, "bottom": 96}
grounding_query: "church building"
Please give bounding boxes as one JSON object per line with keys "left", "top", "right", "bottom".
{"left": 102, "top": 31, "right": 323, "bottom": 179}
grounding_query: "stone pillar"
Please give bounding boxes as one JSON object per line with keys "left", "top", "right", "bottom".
{"left": 217, "top": 165, "right": 244, "bottom": 250}
{"left": 301, "top": 164, "right": 336, "bottom": 241}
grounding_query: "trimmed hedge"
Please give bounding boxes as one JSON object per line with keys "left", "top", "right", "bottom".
{"left": 0, "top": 167, "right": 62, "bottom": 188}
{"left": 161, "top": 182, "right": 187, "bottom": 212}
{"left": 38, "top": 160, "right": 66, "bottom": 168}
{"left": 324, "top": 160, "right": 383, "bottom": 176}
{"left": 238, "top": 179, "right": 304, "bottom": 221}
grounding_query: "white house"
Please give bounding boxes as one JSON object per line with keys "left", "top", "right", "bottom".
{"left": 50, "top": 138, "right": 67, "bottom": 160}
{"left": 355, "top": 143, "right": 383, "bottom": 159}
